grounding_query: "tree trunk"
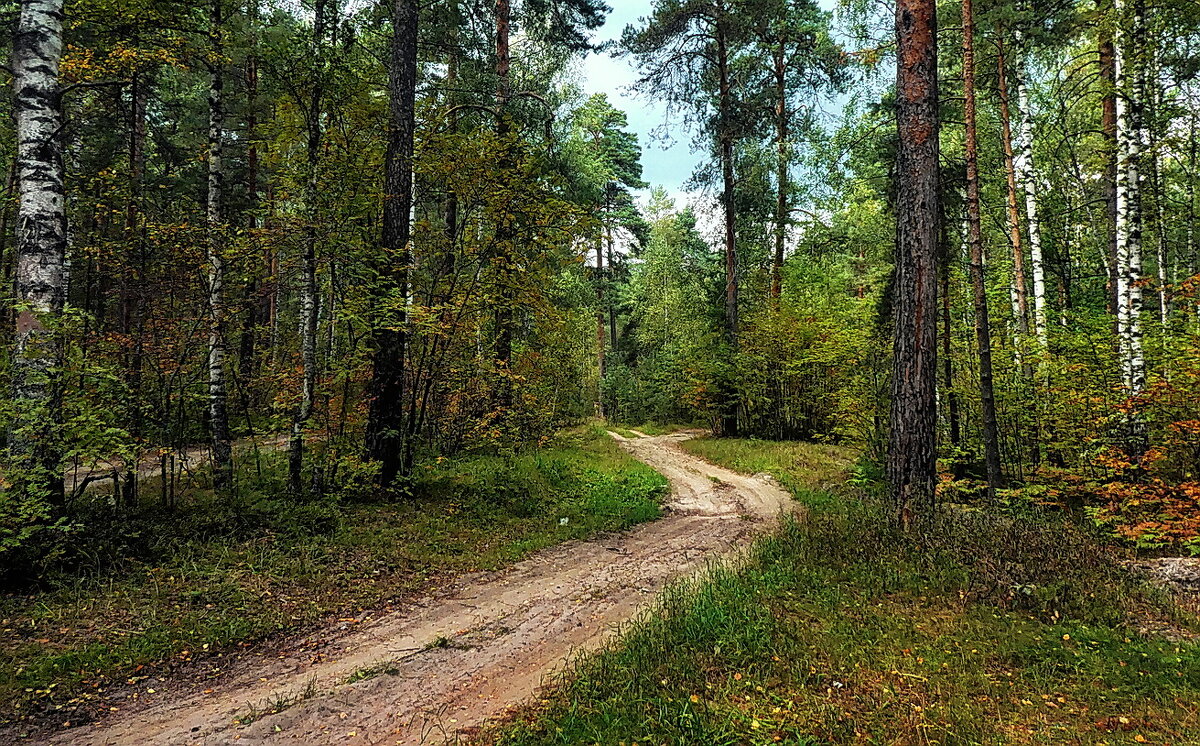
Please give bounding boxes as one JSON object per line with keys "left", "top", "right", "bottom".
{"left": 963, "top": 0, "right": 1003, "bottom": 500}
{"left": 940, "top": 220, "right": 960, "bottom": 448}
{"left": 290, "top": 0, "right": 327, "bottom": 494}
{"left": 888, "top": 0, "right": 940, "bottom": 527}
{"left": 238, "top": 0, "right": 260, "bottom": 386}
{"left": 365, "top": 0, "right": 418, "bottom": 485}
{"left": 1012, "top": 36, "right": 1047, "bottom": 348}
{"left": 595, "top": 236, "right": 606, "bottom": 418}
{"left": 9, "top": 0, "right": 67, "bottom": 503}
{"left": 1114, "top": 0, "right": 1145, "bottom": 393}
{"left": 121, "top": 68, "right": 150, "bottom": 507}
{"left": 771, "top": 39, "right": 788, "bottom": 302}
{"left": 996, "top": 35, "right": 1031, "bottom": 363}
{"left": 1099, "top": 0, "right": 1120, "bottom": 318}
{"left": 1189, "top": 113, "right": 1197, "bottom": 321}
{"left": 716, "top": 0, "right": 739, "bottom": 437}
{"left": 207, "top": 0, "right": 233, "bottom": 492}
{"left": 606, "top": 222, "right": 617, "bottom": 352}
{"left": 1148, "top": 51, "right": 1168, "bottom": 329}
{"left": 492, "top": 0, "right": 514, "bottom": 375}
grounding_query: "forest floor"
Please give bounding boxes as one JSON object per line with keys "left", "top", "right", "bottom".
{"left": 63, "top": 434, "right": 291, "bottom": 496}
{"left": 23, "top": 430, "right": 852, "bottom": 745}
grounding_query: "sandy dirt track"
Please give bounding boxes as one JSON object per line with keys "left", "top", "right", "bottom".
{"left": 47, "top": 431, "right": 797, "bottom": 746}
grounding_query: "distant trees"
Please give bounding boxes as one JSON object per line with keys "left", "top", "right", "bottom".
{"left": 623, "top": 0, "right": 847, "bottom": 437}
{"left": 623, "top": 0, "right": 743, "bottom": 435}
{"left": 0, "top": 0, "right": 631, "bottom": 566}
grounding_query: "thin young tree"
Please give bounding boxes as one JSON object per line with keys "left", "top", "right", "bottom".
{"left": 1114, "top": 0, "right": 1145, "bottom": 393}
{"left": 206, "top": 0, "right": 233, "bottom": 491}
{"left": 888, "top": 0, "right": 940, "bottom": 526}
{"left": 996, "top": 34, "right": 1031, "bottom": 364}
{"left": 289, "top": 0, "right": 334, "bottom": 494}
{"left": 1012, "top": 33, "right": 1048, "bottom": 348}
{"left": 963, "top": 0, "right": 1004, "bottom": 500}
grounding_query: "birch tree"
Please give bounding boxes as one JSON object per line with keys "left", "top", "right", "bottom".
{"left": 1114, "top": 0, "right": 1145, "bottom": 393}
{"left": 206, "top": 0, "right": 233, "bottom": 490}
{"left": 1012, "top": 35, "right": 1048, "bottom": 348}
{"left": 996, "top": 35, "right": 1031, "bottom": 364}
{"left": 9, "top": 0, "right": 67, "bottom": 502}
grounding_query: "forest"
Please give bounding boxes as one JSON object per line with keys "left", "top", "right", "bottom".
{"left": 1, "top": 0, "right": 1199, "bottom": 742}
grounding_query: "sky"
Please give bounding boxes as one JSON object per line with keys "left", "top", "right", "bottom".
{"left": 577, "top": 2, "right": 696, "bottom": 194}
{"left": 577, "top": 0, "right": 847, "bottom": 202}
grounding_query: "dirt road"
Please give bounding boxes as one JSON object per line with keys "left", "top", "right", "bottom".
{"left": 48, "top": 431, "right": 797, "bottom": 746}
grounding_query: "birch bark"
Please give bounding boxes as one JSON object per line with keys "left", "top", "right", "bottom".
{"left": 1114, "top": 0, "right": 1145, "bottom": 392}
{"left": 207, "top": 0, "right": 233, "bottom": 489}
{"left": 10, "top": 0, "right": 67, "bottom": 501}
{"left": 1012, "top": 38, "right": 1047, "bottom": 348}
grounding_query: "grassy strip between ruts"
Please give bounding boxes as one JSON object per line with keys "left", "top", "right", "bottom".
{"left": 0, "top": 425, "right": 667, "bottom": 730}
{"left": 484, "top": 437, "right": 1200, "bottom": 746}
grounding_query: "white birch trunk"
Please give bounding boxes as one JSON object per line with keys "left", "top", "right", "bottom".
{"left": 1114, "top": 0, "right": 1145, "bottom": 393}
{"left": 1013, "top": 41, "right": 1047, "bottom": 348}
{"left": 9, "top": 0, "right": 67, "bottom": 497}
{"left": 207, "top": 0, "right": 233, "bottom": 489}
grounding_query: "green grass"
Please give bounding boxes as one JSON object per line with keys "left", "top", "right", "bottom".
{"left": 0, "top": 426, "right": 666, "bottom": 728}
{"left": 486, "top": 439, "right": 1200, "bottom": 746}
{"left": 612, "top": 422, "right": 697, "bottom": 437}
{"left": 681, "top": 435, "right": 858, "bottom": 498}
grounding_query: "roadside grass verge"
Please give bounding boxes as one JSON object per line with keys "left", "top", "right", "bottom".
{"left": 0, "top": 426, "right": 666, "bottom": 728}
{"left": 681, "top": 435, "right": 858, "bottom": 497}
{"left": 614, "top": 423, "right": 697, "bottom": 437}
{"left": 487, "top": 439, "right": 1199, "bottom": 746}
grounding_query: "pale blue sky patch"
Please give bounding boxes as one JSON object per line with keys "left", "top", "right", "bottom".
{"left": 578, "top": 0, "right": 846, "bottom": 198}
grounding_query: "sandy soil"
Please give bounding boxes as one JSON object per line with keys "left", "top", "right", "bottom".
{"left": 46, "top": 430, "right": 796, "bottom": 746}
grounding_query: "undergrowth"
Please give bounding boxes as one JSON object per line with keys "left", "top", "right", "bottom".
{"left": 0, "top": 425, "right": 666, "bottom": 730}
{"left": 487, "top": 437, "right": 1199, "bottom": 746}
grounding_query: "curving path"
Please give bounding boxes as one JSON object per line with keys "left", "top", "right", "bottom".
{"left": 48, "top": 431, "right": 797, "bottom": 746}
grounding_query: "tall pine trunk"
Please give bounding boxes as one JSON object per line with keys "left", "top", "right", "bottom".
{"left": 10, "top": 0, "right": 67, "bottom": 503}
{"left": 963, "top": 0, "right": 1003, "bottom": 499}
{"left": 888, "top": 0, "right": 940, "bottom": 527}
{"left": 365, "top": 0, "right": 418, "bottom": 485}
